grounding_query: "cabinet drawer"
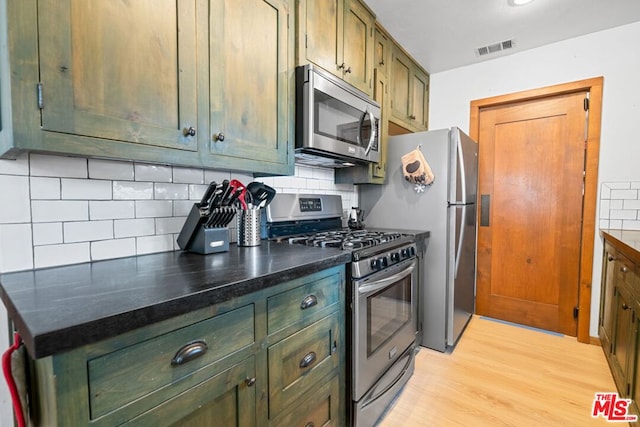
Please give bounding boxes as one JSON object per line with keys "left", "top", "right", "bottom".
{"left": 267, "top": 272, "right": 341, "bottom": 336}
{"left": 268, "top": 314, "right": 340, "bottom": 415}
{"left": 88, "top": 304, "right": 255, "bottom": 419}
{"left": 270, "top": 374, "right": 341, "bottom": 427}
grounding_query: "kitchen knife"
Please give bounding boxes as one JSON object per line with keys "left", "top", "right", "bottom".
{"left": 199, "top": 181, "right": 217, "bottom": 210}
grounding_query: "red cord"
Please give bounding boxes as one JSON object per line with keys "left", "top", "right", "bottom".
{"left": 2, "top": 332, "right": 26, "bottom": 427}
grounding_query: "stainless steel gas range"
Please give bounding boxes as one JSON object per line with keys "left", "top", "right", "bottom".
{"left": 263, "top": 193, "right": 418, "bottom": 427}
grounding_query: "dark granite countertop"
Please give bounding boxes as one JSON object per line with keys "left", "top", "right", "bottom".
{"left": 601, "top": 229, "right": 640, "bottom": 265}
{"left": 0, "top": 242, "right": 351, "bottom": 359}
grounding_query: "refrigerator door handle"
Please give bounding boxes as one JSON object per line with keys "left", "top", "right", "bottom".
{"left": 456, "top": 134, "right": 467, "bottom": 203}
{"left": 455, "top": 204, "right": 465, "bottom": 279}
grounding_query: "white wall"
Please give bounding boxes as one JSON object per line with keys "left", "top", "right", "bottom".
{"left": 428, "top": 21, "right": 640, "bottom": 337}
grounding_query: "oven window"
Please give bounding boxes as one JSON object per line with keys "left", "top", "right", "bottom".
{"left": 314, "top": 89, "right": 367, "bottom": 147}
{"left": 367, "top": 274, "right": 412, "bottom": 356}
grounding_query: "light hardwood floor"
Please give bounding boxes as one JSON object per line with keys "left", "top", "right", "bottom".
{"left": 378, "top": 316, "right": 617, "bottom": 426}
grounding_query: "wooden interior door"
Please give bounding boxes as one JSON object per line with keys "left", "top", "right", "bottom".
{"left": 476, "top": 91, "right": 588, "bottom": 335}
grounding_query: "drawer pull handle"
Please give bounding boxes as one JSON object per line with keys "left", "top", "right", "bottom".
{"left": 245, "top": 377, "right": 256, "bottom": 387}
{"left": 300, "top": 295, "right": 318, "bottom": 310}
{"left": 171, "top": 340, "right": 208, "bottom": 366}
{"left": 299, "top": 351, "right": 317, "bottom": 369}
{"left": 608, "top": 255, "right": 615, "bottom": 262}
{"left": 305, "top": 423, "right": 315, "bottom": 427}
{"left": 622, "top": 304, "right": 630, "bottom": 310}
{"left": 621, "top": 266, "right": 629, "bottom": 273}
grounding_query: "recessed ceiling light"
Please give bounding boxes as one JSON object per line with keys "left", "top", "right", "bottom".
{"left": 510, "top": 0, "right": 534, "bottom": 5}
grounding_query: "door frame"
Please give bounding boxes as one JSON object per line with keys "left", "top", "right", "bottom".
{"left": 469, "top": 77, "right": 603, "bottom": 344}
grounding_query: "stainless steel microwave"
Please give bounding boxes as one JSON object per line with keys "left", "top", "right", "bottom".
{"left": 295, "top": 64, "right": 381, "bottom": 168}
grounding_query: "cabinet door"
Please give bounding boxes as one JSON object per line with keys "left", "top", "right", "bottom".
{"left": 38, "top": 0, "right": 198, "bottom": 152}
{"left": 411, "top": 69, "right": 429, "bottom": 130}
{"left": 208, "top": 0, "right": 292, "bottom": 174}
{"left": 371, "top": 68, "right": 388, "bottom": 180}
{"left": 343, "top": 0, "right": 374, "bottom": 95}
{"left": 123, "top": 357, "right": 256, "bottom": 426}
{"left": 600, "top": 246, "right": 617, "bottom": 352}
{"left": 374, "top": 25, "right": 391, "bottom": 77}
{"left": 390, "top": 48, "right": 412, "bottom": 128}
{"left": 297, "top": 0, "right": 343, "bottom": 77}
{"left": 612, "top": 285, "right": 636, "bottom": 395}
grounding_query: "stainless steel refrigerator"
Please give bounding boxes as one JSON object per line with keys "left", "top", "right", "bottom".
{"left": 358, "top": 127, "right": 478, "bottom": 352}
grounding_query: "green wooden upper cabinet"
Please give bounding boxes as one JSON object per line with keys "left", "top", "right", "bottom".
{"left": 390, "top": 44, "right": 430, "bottom": 133}
{"left": 297, "top": 0, "right": 375, "bottom": 96}
{"left": 0, "top": 0, "right": 294, "bottom": 176}
{"left": 207, "top": 0, "right": 293, "bottom": 173}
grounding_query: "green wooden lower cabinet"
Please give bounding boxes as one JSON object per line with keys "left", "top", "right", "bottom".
{"left": 28, "top": 266, "right": 346, "bottom": 426}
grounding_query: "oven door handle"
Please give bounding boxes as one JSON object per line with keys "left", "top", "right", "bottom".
{"left": 357, "top": 262, "right": 416, "bottom": 295}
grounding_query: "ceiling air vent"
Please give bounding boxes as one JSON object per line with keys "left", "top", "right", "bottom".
{"left": 476, "top": 39, "right": 515, "bottom": 56}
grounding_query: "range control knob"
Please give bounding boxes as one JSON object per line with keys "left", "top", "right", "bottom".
{"left": 401, "top": 248, "right": 410, "bottom": 258}
{"left": 409, "top": 246, "right": 416, "bottom": 257}
{"left": 370, "top": 258, "right": 381, "bottom": 270}
{"left": 380, "top": 256, "right": 389, "bottom": 268}
{"left": 390, "top": 252, "right": 400, "bottom": 263}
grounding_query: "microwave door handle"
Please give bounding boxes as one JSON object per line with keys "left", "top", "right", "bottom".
{"left": 364, "top": 110, "right": 376, "bottom": 156}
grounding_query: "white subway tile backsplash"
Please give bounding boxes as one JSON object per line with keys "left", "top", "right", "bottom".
{"left": 32, "top": 223, "right": 63, "bottom": 246}
{"left": 114, "top": 218, "right": 155, "bottom": 238}
{"left": 624, "top": 200, "right": 640, "bottom": 210}
{"left": 610, "top": 189, "right": 638, "bottom": 199}
{"left": 174, "top": 200, "right": 196, "bottom": 216}
{"left": 135, "top": 200, "right": 173, "bottom": 218}
{"left": 89, "top": 201, "right": 135, "bottom": 220}
{"left": 601, "top": 182, "right": 640, "bottom": 231}
{"left": 30, "top": 154, "right": 87, "bottom": 178}
{"left": 64, "top": 220, "right": 114, "bottom": 243}
{"left": 136, "top": 234, "right": 174, "bottom": 255}
{"left": 134, "top": 164, "right": 172, "bottom": 182}
{"left": 0, "top": 154, "right": 357, "bottom": 269}
{"left": 173, "top": 167, "right": 204, "bottom": 184}
{"left": 31, "top": 177, "right": 61, "bottom": 200}
{"left": 0, "top": 153, "right": 29, "bottom": 175}
{"left": 154, "top": 183, "right": 189, "bottom": 200}
{"left": 88, "top": 159, "right": 134, "bottom": 181}
{"left": 610, "top": 210, "right": 637, "bottom": 220}
{"left": 156, "top": 217, "right": 186, "bottom": 234}
{"left": 91, "top": 238, "right": 136, "bottom": 261}
{"left": 0, "top": 224, "right": 34, "bottom": 273}
{"left": 626, "top": 221, "right": 640, "bottom": 231}
{"left": 34, "top": 243, "right": 90, "bottom": 269}
{"left": 0, "top": 175, "right": 31, "bottom": 223}
{"left": 113, "top": 181, "right": 154, "bottom": 200}
{"left": 62, "top": 178, "right": 112, "bottom": 200}
{"left": 32, "top": 200, "right": 88, "bottom": 222}
{"left": 203, "top": 170, "right": 231, "bottom": 184}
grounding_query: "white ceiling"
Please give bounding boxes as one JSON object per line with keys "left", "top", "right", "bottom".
{"left": 365, "top": 0, "right": 640, "bottom": 73}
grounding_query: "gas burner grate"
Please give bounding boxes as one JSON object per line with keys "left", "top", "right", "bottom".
{"left": 285, "top": 229, "right": 406, "bottom": 251}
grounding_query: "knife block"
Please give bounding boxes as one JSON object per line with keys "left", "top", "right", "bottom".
{"left": 188, "top": 226, "right": 229, "bottom": 254}
{"left": 177, "top": 203, "right": 230, "bottom": 254}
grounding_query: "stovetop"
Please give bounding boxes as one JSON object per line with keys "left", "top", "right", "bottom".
{"left": 277, "top": 229, "right": 406, "bottom": 251}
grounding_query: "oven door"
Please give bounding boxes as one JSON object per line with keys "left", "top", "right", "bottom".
{"left": 352, "top": 258, "right": 417, "bottom": 401}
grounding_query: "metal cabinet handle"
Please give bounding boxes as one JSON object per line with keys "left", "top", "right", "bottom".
{"left": 299, "top": 351, "right": 317, "bottom": 369}
{"left": 338, "top": 62, "right": 346, "bottom": 70}
{"left": 245, "top": 377, "right": 256, "bottom": 387}
{"left": 608, "top": 255, "right": 615, "bottom": 262}
{"left": 305, "top": 423, "right": 315, "bottom": 427}
{"left": 213, "top": 132, "right": 225, "bottom": 142}
{"left": 622, "top": 304, "right": 630, "bottom": 310}
{"left": 621, "top": 266, "right": 629, "bottom": 273}
{"left": 300, "top": 294, "right": 318, "bottom": 310}
{"left": 171, "top": 340, "right": 208, "bottom": 366}
{"left": 183, "top": 127, "right": 196, "bottom": 137}
{"left": 408, "top": 114, "right": 416, "bottom": 120}
{"left": 345, "top": 66, "right": 352, "bottom": 74}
